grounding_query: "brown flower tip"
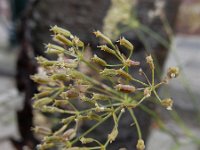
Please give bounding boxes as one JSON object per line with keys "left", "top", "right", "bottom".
{"left": 115, "top": 84, "right": 136, "bottom": 93}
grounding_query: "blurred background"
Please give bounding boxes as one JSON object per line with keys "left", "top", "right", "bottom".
{"left": 0, "top": 0, "right": 200, "bottom": 149}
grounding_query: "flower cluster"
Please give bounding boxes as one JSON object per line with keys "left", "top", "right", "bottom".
{"left": 31, "top": 26, "right": 179, "bottom": 150}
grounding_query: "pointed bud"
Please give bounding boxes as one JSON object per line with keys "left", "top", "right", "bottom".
{"left": 146, "top": 55, "right": 155, "bottom": 69}
{"left": 91, "top": 54, "right": 107, "bottom": 66}
{"left": 118, "top": 37, "right": 134, "bottom": 51}
{"left": 117, "top": 69, "right": 133, "bottom": 80}
{"left": 108, "top": 127, "right": 118, "bottom": 143}
{"left": 98, "top": 45, "right": 116, "bottom": 55}
{"left": 50, "top": 25, "right": 71, "bottom": 37}
{"left": 53, "top": 34, "right": 73, "bottom": 46}
{"left": 115, "top": 84, "right": 136, "bottom": 93}
{"left": 125, "top": 59, "right": 140, "bottom": 67}
{"left": 161, "top": 98, "right": 173, "bottom": 110}
{"left": 94, "top": 30, "right": 114, "bottom": 47}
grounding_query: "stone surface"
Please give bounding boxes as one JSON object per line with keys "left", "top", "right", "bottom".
{"left": 147, "top": 35, "right": 200, "bottom": 150}
{"left": 161, "top": 35, "right": 200, "bottom": 111}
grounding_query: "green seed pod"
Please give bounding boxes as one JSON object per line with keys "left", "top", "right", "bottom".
{"left": 43, "top": 136, "right": 63, "bottom": 143}
{"left": 33, "top": 97, "right": 53, "bottom": 108}
{"left": 50, "top": 25, "right": 71, "bottom": 37}
{"left": 34, "top": 91, "right": 51, "bottom": 99}
{"left": 54, "top": 34, "right": 73, "bottom": 46}
{"left": 45, "top": 43, "right": 65, "bottom": 54}
{"left": 41, "top": 106, "right": 65, "bottom": 113}
{"left": 80, "top": 137, "right": 95, "bottom": 144}
{"left": 100, "top": 68, "right": 117, "bottom": 77}
{"left": 72, "top": 36, "right": 84, "bottom": 47}
{"left": 119, "top": 37, "right": 134, "bottom": 51}
{"left": 92, "top": 93, "right": 110, "bottom": 101}
{"left": 117, "top": 69, "right": 133, "bottom": 80}
{"left": 54, "top": 100, "right": 69, "bottom": 107}
{"left": 108, "top": 126, "right": 118, "bottom": 143}
{"left": 36, "top": 57, "right": 57, "bottom": 67}
{"left": 63, "top": 128, "right": 76, "bottom": 141}
{"left": 91, "top": 54, "right": 107, "bottom": 66}
{"left": 98, "top": 45, "right": 116, "bottom": 55}
{"left": 61, "top": 116, "right": 76, "bottom": 124}
{"left": 37, "top": 143, "right": 54, "bottom": 150}
{"left": 32, "top": 126, "right": 52, "bottom": 136}
{"left": 51, "top": 73, "right": 69, "bottom": 81}
{"left": 31, "top": 75, "right": 50, "bottom": 84}
{"left": 94, "top": 30, "right": 114, "bottom": 47}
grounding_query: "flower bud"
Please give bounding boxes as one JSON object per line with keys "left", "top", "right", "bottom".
{"left": 115, "top": 84, "right": 136, "bottom": 93}
{"left": 80, "top": 137, "right": 95, "bottom": 144}
{"left": 54, "top": 100, "right": 69, "bottom": 107}
{"left": 34, "top": 91, "right": 51, "bottom": 99}
{"left": 118, "top": 37, "right": 134, "bottom": 51}
{"left": 50, "top": 25, "right": 71, "bottom": 37}
{"left": 98, "top": 45, "right": 116, "bottom": 55}
{"left": 41, "top": 106, "right": 65, "bottom": 113}
{"left": 117, "top": 69, "right": 133, "bottom": 80}
{"left": 33, "top": 97, "right": 53, "bottom": 108}
{"left": 161, "top": 98, "right": 173, "bottom": 110}
{"left": 100, "top": 68, "right": 117, "bottom": 77}
{"left": 72, "top": 36, "right": 84, "bottom": 47}
{"left": 37, "top": 143, "right": 54, "bottom": 150}
{"left": 146, "top": 55, "right": 155, "bottom": 69}
{"left": 63, "top": 128, "right": 76, "bottom": 140}
{"left": 51, "top": 73, "right": 69, "bottom": 81}
{"left": 53, "top": 34, "right": 73, "bottom": 46}
{"left": 125, "top": 59, "right": 140, "bottom": 67}
{"left": 167, "top": 67, "right": 179, "bottom": 78}
{"left": 144, "top": 87, "right": 151, "bottom": 98}
{"left": 66, "top": 89, "right": 79, "bottom": 98}
{"left": 91, "top": 54, "right": 107, "bottom": 66}
{"left": 108, "top": 127, "right": 118, "bottom": 143}
{"left": 92, "top": 93, "right": 110, "bottom": 101}
{"left": 32, "top": 126, "right": 52, "bottom": 136}
{"left": 31, "top": 75, "right": 50, "bottom": 84}
{"left": 94, "top": 30, "right": 113, "bottom": 46}
{"left": 45, "top": 43, "right": 65, "bottom": 54}
{"left": 136, "top": 139, "right": 145, "bottom": 150}
{"left": 43, "top": 136, "right": 62, "bottom": 143}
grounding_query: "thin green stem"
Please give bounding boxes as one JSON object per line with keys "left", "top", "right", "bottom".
{"left": 128, "top": 108, "right": 142, "bottom": 139}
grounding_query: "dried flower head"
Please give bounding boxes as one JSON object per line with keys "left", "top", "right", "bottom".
{"left": 167, "top": 67, "right": 179, "bottom": 79}
{"left": 136, "top": 139, "right": 145, "bottom": 150}
{"left": 146, "top": 55, "right": 155, "bottom": 69}
{"left": 32, "top": 26, "right": 178, "bottom": 150}
{"left": 161, "top": 98, "right": 173, "bottom": 110}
